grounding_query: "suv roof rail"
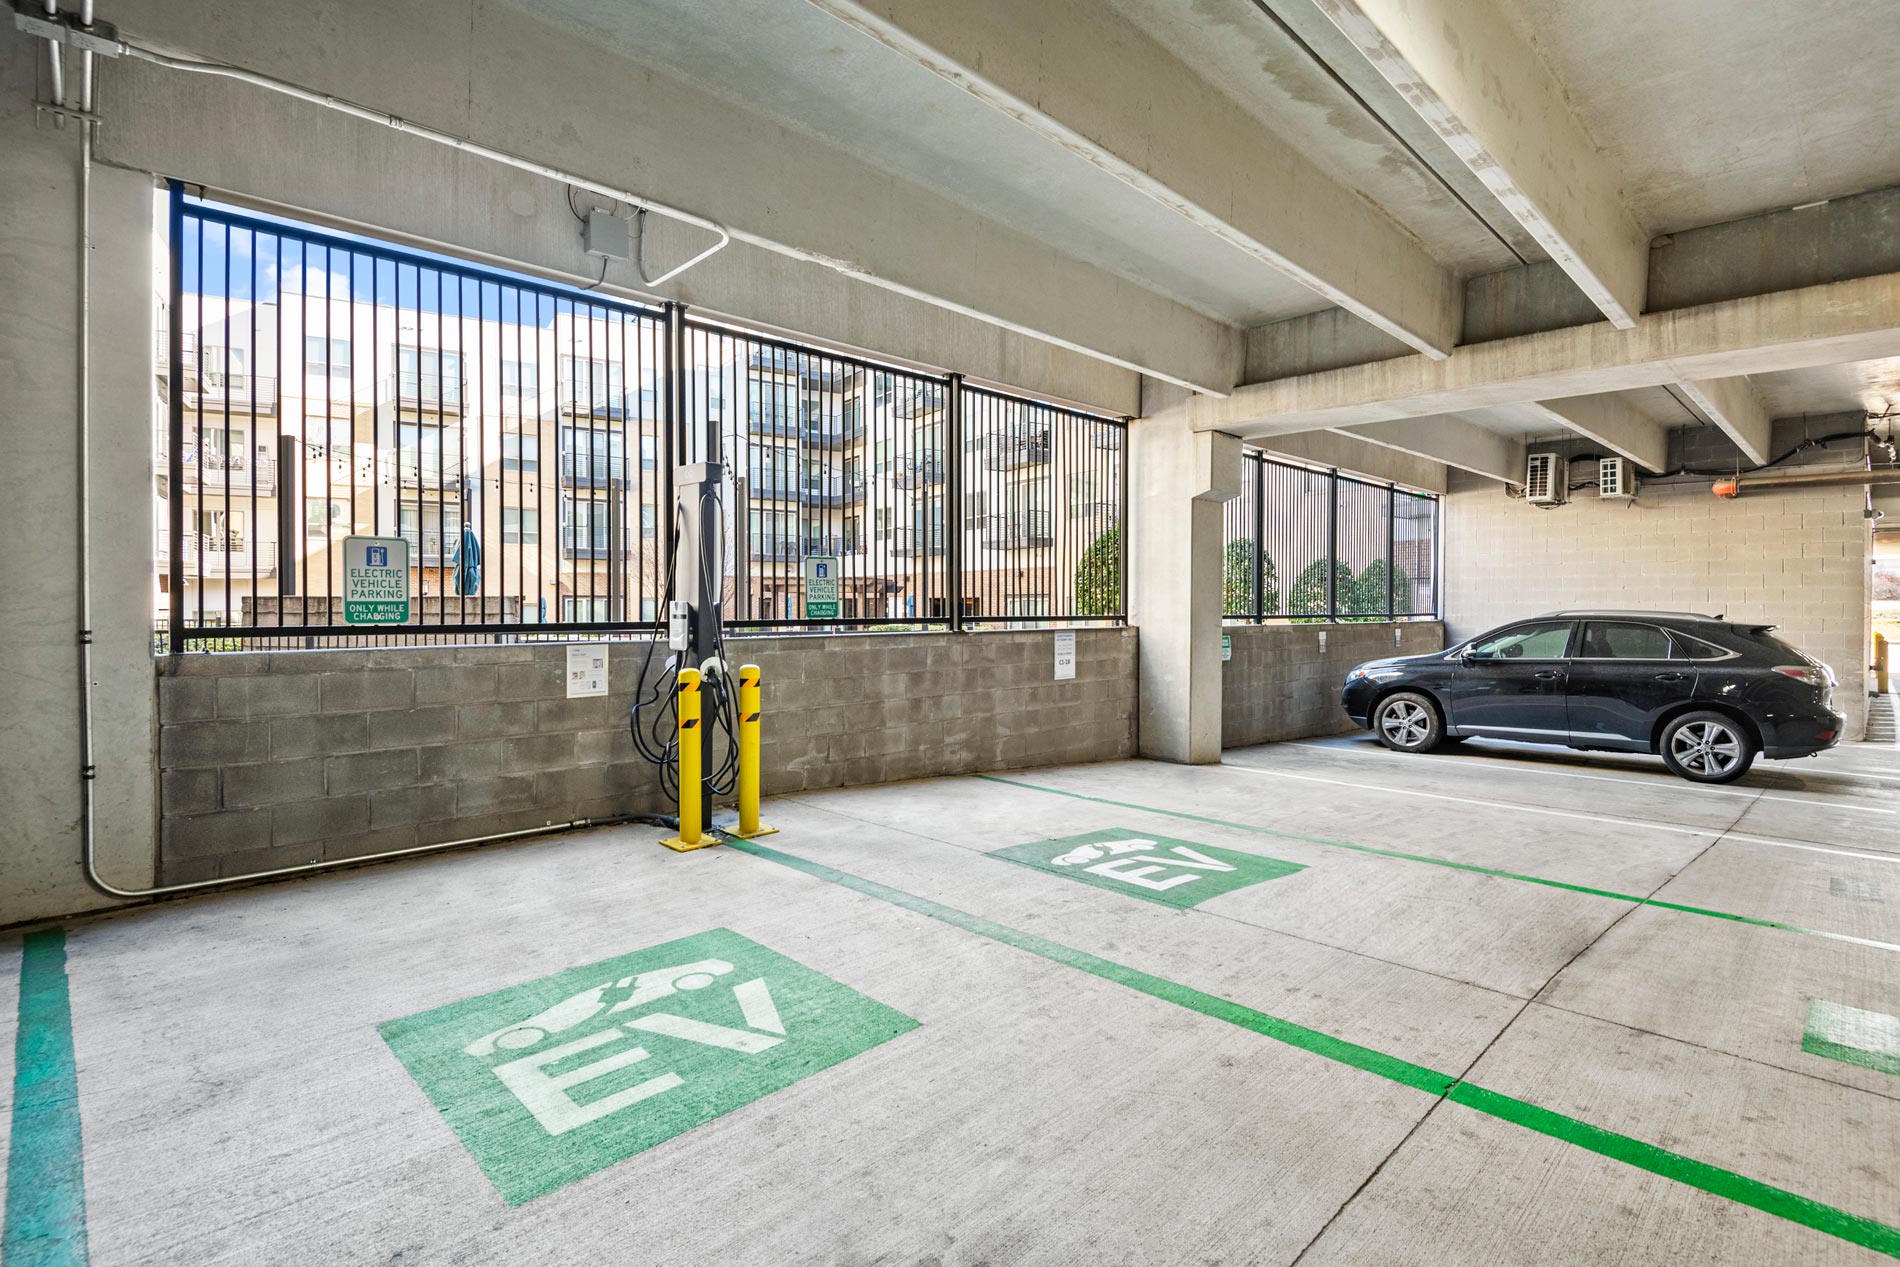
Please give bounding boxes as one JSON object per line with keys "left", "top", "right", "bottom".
{"left": 1533, "top": 609, "right": 1723, "bottom": 621}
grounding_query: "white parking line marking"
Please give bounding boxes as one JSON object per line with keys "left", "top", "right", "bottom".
{"left": 1219, "top": 761, "right": 1900, "bottom": 867}
{"left": 1288, "top": 740, "right": 1896, "bottom": 815}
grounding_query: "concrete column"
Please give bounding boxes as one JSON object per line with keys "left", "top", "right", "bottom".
{"left": 1128, "top": 384, "right": 1241, "bottom": 763}
{"left": 1, "top": 34, "right": 159, "bottom": 924}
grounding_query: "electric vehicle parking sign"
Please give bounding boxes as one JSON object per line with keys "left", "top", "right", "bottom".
{"left": 378, "top": 928, "right": 917, "bottom": 1203}
{"left": 343, "top": 535, "right": 411, "bottom": 624}
{"left": 803, "top": 554, "right": 841, "bottom": 620}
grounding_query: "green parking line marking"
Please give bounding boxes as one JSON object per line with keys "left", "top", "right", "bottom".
{"left": 980, "top": 775, "right": 1900, "bottom": 955}
{"left": 1802, "top": 999, "right": 1900, "bottom": 1077}
{"left": 379, "top": 928, "right": 917, "bottom": 1205}
{"left": 723, "top": 837, "right": 1900, "bottom": 1258}
{"left": 990, "top": 828, "right": 1304, "bottom": 909}
{"left": 5, "top": 929, "right": 89, "bottom": 1267}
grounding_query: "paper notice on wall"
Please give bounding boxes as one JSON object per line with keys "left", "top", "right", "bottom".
{"left": 567, "top": 644, "right": 609, "bottom": 698}
{"left": 1053, "top": 630, "right": 1076, "bottom": 681}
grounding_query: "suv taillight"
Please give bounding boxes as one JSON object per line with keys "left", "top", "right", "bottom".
{"left": 1774, "top": 665, "right": 1828, "bottom": 688}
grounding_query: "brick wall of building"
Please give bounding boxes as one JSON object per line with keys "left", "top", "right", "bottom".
{"left": 154, "top": 628, "right": 1137, "bottom": 883}
{"left": 1221, "top": 622, "right": 1447, "bottom": 747}
{"left": 1443, "top": 425, "right": 1872, "bottom": 739}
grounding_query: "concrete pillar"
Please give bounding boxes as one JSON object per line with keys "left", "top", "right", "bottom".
{"left": 1128, "top": 384, "right": 1242, "bottom": 763}
{"left": 1, "top": 35, "right": 159, "bottom": 923}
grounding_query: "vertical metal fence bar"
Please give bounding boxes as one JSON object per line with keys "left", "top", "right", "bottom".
{"left": 166, "top": 182, "right": 185, "bottom": 654}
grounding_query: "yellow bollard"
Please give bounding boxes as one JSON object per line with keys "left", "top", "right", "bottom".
{"left": 660, "top": 668, "right": 718, "bottom": 852}
{"left": 729, "top": 663, "right": 778, "bottom": 839}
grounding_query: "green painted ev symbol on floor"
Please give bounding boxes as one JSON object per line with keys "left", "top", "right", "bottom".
{"left": 378, "top": 928, "right": 918, "bottom": 1204}
{"left": 989, "top": 828, "right": 1304, "bottom": 909}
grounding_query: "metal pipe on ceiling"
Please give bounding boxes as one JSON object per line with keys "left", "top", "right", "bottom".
{"left": 1713, "top": 465, "right": 1900, "bottom": 498}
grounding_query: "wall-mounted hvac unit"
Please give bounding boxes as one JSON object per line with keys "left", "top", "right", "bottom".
{"left": 1524, "top": 452, "right": 1564, "bottom": 505}
{"left": 1599, "top": 457, "right": 1634, "bottom": 499}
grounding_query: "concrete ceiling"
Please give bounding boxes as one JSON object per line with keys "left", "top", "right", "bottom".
{"left": 506, "top": 0, "right": 1332, "bottom": 327}
{"left": 499, "top": 0, "right": 1897, "bottom": 448}
{"left": 1101, "top": 0, "right": 1542, "bottom": 276}
{"left": 1753, "top": 359, "right": 1900, "bottom": 419}
{"left": 1503, "top": 0, "right": 1900, "bottom": 236}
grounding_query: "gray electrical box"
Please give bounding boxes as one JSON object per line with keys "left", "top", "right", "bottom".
{"left": 584, "top": 210, "right": 630, "bottom": 260}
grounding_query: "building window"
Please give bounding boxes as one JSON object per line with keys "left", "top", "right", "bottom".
{"left": 876, "top": 508, "right": 892, "bottom": 542}
{"left": 640, "top": 598, "right": 656, "bottom": 622}
{"left": 560, "top": 426, "right": 625, "bottom": 484}
{"left": 965, "top": 490, "right": 987, "bottom": 529}
{"left": 500, "top": 359, "right": 538, "bottom": 393}
{"left": 560, "top": 357, "right": 623, "bottom": 407}
{"left": 398, "top": 501, "right": 462, "bottom": 563}
{"left": 641, "top": 434, "right": 656, "bottom": 472}
{"left": 305, "top": 498, "right": 350, "bottom": 539}
{"left": 304, "top": 336, "right": 351, "bottom": 377}
{"left": 396, "top": 348, "right": 462, "bottom": 406}
{"left": 502, "top": 506, "right": 539, "bottom": 545}
{"left": 398, "top": 422, "right": 463, "bottom": 485}
{"left": 561, "top": 497, "right": 615, "bottom": 555}
{"left": 564, "top": 596, "right": 610, "bottom": 622}
{"left": 502, "top": 433, "right": 539, "bottom": 473}
{"left": 641, "top": 505, "right": 655, "bottom": 538}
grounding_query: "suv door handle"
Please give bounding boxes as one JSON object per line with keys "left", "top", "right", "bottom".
{"left": 1534, "top": 670, "right": 1563, "bottom": 680}
{"left": 1654, "top": 672, "right": 1687, "bottom": 682}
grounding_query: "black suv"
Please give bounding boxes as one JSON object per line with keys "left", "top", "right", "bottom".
{"left": 1340, "top": 611, "right": 1844, "bottom": 783}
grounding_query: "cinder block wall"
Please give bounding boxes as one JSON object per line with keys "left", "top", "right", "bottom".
{"left": 156, "top": 628, "right": 1137, "bottom": 882}
{"left": 1443, "top": 424, "right": 1872, "bottom": 739}
{"left": 1221, "top": 622, "right": 1446, "bottom": 747}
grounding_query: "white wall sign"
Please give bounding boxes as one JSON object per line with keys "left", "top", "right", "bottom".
{"left": 567, "top": 644, "right": 609, "bottom": 698}
{"left": 1221, "top": 634, "right": 1232, "bottom": 662}
{"left": 803, "top": 555, "right": 841, "bottom": 619}
{"left": 1053, "top": 629, "right": 1076, "bottom": 681}
{"left": 342, "top": 535, "right": 411, "bottom": 624}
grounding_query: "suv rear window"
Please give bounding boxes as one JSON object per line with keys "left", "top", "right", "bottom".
{"left": 1669, "top": 631, "right": 1732, "bottom": 660}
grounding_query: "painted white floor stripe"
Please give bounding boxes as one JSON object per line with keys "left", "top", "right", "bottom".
{"left": 1219, "top": 761, "right": 1900, "bottom": 867}
{"left": 1288, "top": 740, "right": 1896, "bottom": 815}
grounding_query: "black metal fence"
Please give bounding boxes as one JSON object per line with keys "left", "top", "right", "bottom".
{"left": 162, "top": 187, "right": 1125, "bottom": 649}
{"left": 1221, "top": 450, "right": 1439, "bottom": 622}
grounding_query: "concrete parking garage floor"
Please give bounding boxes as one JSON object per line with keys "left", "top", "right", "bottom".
{"left": 5, "top": 738, "right": 1899, "bottom": 1265}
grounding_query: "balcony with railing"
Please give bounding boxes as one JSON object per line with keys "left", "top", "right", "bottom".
{"left": 750, "top": 536, "right": 802, "bottom": 562}
{"left": 890, "top": 528, "right": 947, "bottom": 558}
{"left": 985, "top": 430, "right": 1051, "bottom": 470}
{"left": 164, "top": 533, "right": 280, "bottom": 577}
{"left": 560, "top": 389, "right": 637, "bottom": 420}
{"left": 747, "top": 406, "right": 799, "bottom": 438}
{"left": 178, "top": 447, "right": 279, "bottom": 495}
{"left": 893, "top": 453, "right": 945, "bottom": 490}
{"left": 981, "top": 511, "right": 1054, "bottom": 550}
{"left": 382, "top": 370, "right": 465, "bottom": 414}
{"left": 801, "top": 473, "right": 865, "bottom": 507}
{"left": 558, "top": 450, "right": 627, "bottom": 489}
{"left": 800, "top": 415, "right": 866, "bottom": 447}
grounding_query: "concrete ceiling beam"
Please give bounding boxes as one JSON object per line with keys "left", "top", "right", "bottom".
{"left": 1312, "top": 0, "right": 1650, "bottom": 329}
{"left": 1674, "top": 376, "right": 1773, "bottom": 465}
{"left": 799, "top": 0, "right": 1462, "bottom": 359}
{"left": 1331, "top": 415, "right": 1526, "bottom": 485}
{"left": 1178, "top": 271, "right": 1900, "bottom": 439}
{"left": 1519, "top": 395, "right": 1670, "bottom": 472}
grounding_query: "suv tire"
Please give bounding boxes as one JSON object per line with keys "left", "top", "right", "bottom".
{"left": 1659, "top": 711, "right": 1756, "bottom": 784}
{"left": 1373, "top": 691, "right": 1445, "bottom": 754}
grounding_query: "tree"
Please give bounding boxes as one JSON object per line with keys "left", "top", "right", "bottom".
{"left": 1075, "top": 524, "right": 1121, "bottom": 616}
{"left": 1289, "top": 557, "right": 1354, "bottom": 619}
{"left": 1223, "top": 539, "right": 1254, "bottom": 616}
{"left": 1223, "top": 539, "right": 1280, "bottom": 616}
{"left": 1346, "top": 559, "right": 1411, "bottom": 619}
